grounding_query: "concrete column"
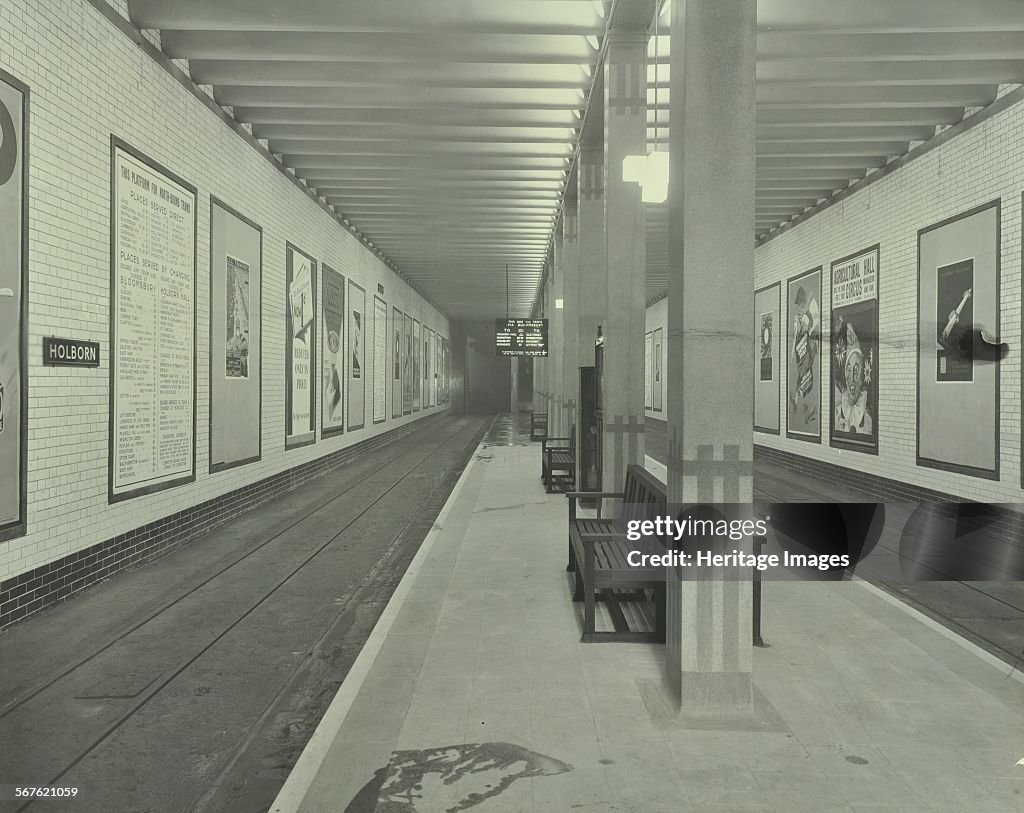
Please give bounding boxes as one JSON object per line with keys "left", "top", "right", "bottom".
{"left": 601, "top": 30, "right": 648, "bottom": 492}
{"left": 550, "top": 228, "right": 565, "bottom": 437}
{"left": 665, "top": 0, "right": 757, "bottom": 716}
{"left": 577, "top": 73, "right": 606, "bottom": 367}
{"left": 533, "top": 284, "right": 546, "bottom": 416}
{"left": 542, "top": 274, "right": 554, "bottom": 425}
{"left": 561, "top": 178, "right": 580, "bottom": 436}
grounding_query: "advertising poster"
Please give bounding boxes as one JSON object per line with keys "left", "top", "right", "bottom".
{"left": 786, "top": 267, "right": 822, "bottom": 442}
{"left": 759, "top": 313, "right": 773, "bottom": 382}
{"left": 225, "top": 256, "right": 250, "bottom": 379}
{"left": 424, "top": 326, "right": 433, "bottom": 408}
{"left": 286, "top": 243, "right": 316, "bottom": 448}
{"left": 0, "top": 71, "right": 27, "bottom": 539}
{"left": 403, "top": 312, "right": 413, "bottom": 415}
{"left": 652, "top": 327, "right": 663, "bottom": 412}
{"left": 392, "top": 307, "right": 403, "bottom": 419}
{"left": 413, "top": 319, "right": 422, "bottom": 411}
{"left": 321, "top": 264, "right": 345, "bottom": 437}
{"left": 935, "top": 259, "right": 974, "bottom": 383}
{"left": 210, "top": 198, "right": 262, "bottom": 473}
{"left": 110, "top": 139, "right": 197, "bottom": 500}
{"left": 917, "top": 201, "right": 999, "bottom": 478}
{"left": 435, "top": 330, "right": 442, "bottom": 406}
{"left": 373, "top": 296, "right": 387, "bottom": 424}
{"left": 753, "top": 283, "right": 780, "bottom": 434}
{"left": 442, "top": 337, "right": 450, "bottom": 403}
{"left": 830, "top": 246, "right": 879, "bottom": 452}
{"left": 644, "top": 332, "right": 653, "bottom": 410}
{"left": 348, "top": 280, "right": 366, "bottom": 431}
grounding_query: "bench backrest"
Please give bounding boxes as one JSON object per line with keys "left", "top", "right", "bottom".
{"left": 619, "top": 463, "right": 667, "bottom": 525}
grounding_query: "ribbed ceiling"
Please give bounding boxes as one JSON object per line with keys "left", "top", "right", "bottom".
{"left": 126, "top": 0, "right": 1024, "bottom": 315}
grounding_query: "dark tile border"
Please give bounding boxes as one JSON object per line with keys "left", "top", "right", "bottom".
{"left": 754, "top": 444, "right": 1023, "bottom": 548}
{"left": 0, "top": 414, "right": 444, "bottom": 630}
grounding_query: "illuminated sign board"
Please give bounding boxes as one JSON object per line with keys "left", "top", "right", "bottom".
{"left": 495, "top": 318, "right": 548, "bottom": 357}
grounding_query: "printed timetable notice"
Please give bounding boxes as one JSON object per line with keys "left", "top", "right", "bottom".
{"left": 496, "top": 318, "right": 548, "bottom": 357}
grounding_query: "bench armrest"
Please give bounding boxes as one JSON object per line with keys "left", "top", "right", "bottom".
{"left": 567, "top": 490, "right": 624, "bottom": 522}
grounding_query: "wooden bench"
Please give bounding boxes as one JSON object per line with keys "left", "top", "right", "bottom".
{"left": 566, "top": 463, "right": 667, "bottom": 643}
{"left": 541, "top": 424, "right": 576, "bottom": 493}
{"left": 530, "top": 412, "right": 548, "bottom": 441}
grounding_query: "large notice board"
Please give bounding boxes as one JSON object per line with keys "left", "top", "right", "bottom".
{"left": 0, "top": 69, "right": 28, "bottom": 540}
{"left": 110, "top": 138, "right": 197, "bottom": 502}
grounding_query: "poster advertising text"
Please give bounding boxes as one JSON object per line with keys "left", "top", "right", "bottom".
{"left": 831, "top": 248, "right": 879, "bottom": 451}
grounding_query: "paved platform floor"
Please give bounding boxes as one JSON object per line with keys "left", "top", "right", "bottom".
{"left": 275, "top": 426, "right": 1024, "bottom": 812}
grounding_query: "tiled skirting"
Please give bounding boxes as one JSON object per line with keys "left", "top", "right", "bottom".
{"left": 754, "top": 444, "right": 1024, "bottom": 549}
{"left": 0, "top": 415, "right": 446, "bottom": 630}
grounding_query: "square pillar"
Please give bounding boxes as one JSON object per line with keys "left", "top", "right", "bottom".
{"left": 601, "top": 30, "right": 648, "bottom": 492}
{"left": 665, "top": 0, "right": 758, "bottom": 717}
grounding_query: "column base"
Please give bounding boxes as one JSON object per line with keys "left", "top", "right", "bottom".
{"left": 674, "top": 670, "right": 754, "bottom": 720}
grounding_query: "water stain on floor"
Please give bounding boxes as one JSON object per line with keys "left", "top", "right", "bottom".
{"left": 344, "top": 742, "right": 572, "bottom": 812}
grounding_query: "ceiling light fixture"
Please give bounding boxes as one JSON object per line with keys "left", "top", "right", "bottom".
{"left": 581, "top": 63, "right": 592, "bottom": 78}
{"left": 586, "top": 34, "right": 600, "bottom": 50}
{"left": 592, "top": 1, "right": 605, "bottom": 19}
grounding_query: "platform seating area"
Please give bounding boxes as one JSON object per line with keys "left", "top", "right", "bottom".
{"left": 566, "top": 463, "right": 667, "bottom": 642}
{"left": 541, "top": 424, "right": 576, "bottom": 493}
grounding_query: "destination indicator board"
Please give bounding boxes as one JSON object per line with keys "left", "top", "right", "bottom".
{"left": 496, "top": 318, "right": 548, "bottom": 357}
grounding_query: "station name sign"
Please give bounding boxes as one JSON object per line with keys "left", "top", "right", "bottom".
{"left": 496, "top": 318, "right": 548, "bottom": 357}
{"left": 43, "top": 336, "right": 101, "bottom": 368}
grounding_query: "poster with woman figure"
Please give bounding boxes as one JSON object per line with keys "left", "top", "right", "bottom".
{"left": 321, "top": 265, "right": 345, "bottom": 437}
{"left": 786, "top": 267, "right": 822, "bottom": 441}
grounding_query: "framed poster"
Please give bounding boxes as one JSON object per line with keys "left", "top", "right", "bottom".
{"left": 321, "top": 264, "right": 345, "bottom": 438}
{"left": 753, "top": 283, "right": 780, "bottom": 435}
{"left": 830, "top": 246, "right": 879, "bottom": 453}
{"left": 435, "top": 330, "right": 442, "bottom": 406}
{"left": 412, "top": 319, "right": 422, "bottom": 412}
{"left": 644, "top": 332, "right": 653, "bottom": 410}
{"left": 210, "top": 197, "right": 262, "bottom": 473}
{"left": 110, "top": 138, "right": 197, "bottom": 501}
{"left": 403, "top": 312, "right": 413, "bottom": 415}
{"left": 285, "top": 243, "right": 316, "bottom": 449}
{"left": 917, "top": 201, "right": 999, "bottom": 478}
{"left": 0, "top": 70, "right": 28, "bottom": 541}
{"left": 786, "top": 266, "right": 822, "bottom": 442}
{"left": 392, "top": 307, "right": 403, "bottom": 419}
{"left": 424, "top": 326, "right": 433, "bottom": 408}
{"left": 443, "top": 337, "right": 450, "bottom": 403}
{"left": 348, "top": 280, "right": 366, "bottom": 431}
{"left": 373, "top": 296, "right": 387, "bottom": 424}
{"left": 652, "top": 327, "right": 663, "bottom": 412}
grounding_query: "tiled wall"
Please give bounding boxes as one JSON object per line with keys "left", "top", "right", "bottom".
{"left": 753, "top": 91, "right": 1022, "bottom": 504}
{"left": 644, "top": 90, "right": 1024, "bottom": 503}
{"left": 0, "top": 0, "right": 450, "bottom": 584}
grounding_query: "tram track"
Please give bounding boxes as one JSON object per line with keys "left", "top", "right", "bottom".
{"left": 753, "top": 477, "right": 1024, "bottom": 668}
{"left": 0, "top": 415, "right": 489, "bottom": 812}
{"left": 0, "top": 416, "right": 460, "bottom": 720}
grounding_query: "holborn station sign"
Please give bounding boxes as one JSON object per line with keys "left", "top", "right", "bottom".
{"left": 43, "top": 336, "right": 101, "bottom": 368}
